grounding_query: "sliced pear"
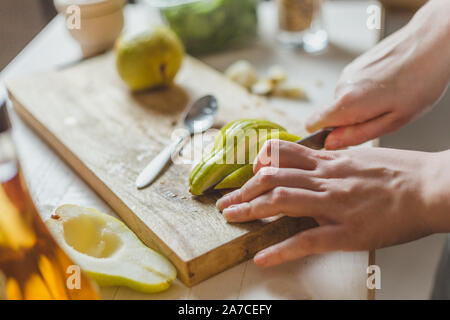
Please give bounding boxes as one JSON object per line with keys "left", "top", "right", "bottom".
{"left": 224, "top": 60, "right": 259, "bottom": 89}
{"left": 274, "top": 84, "right": 307, "bottom": 100}
{"left": 251, "top": 79, "right": 274, "bottom": 96}
{"left": 215, "top": 131, "right": 301, "bottom": 190}
{"left": 267, "top": 65, "right": 287, "bottom": 84}
{"left": 215, "top": 164, "right": 254, "bottom": 190}
{"left": 45, "top": 204, "right": 176, "bottom": 293}
{"left": 189, "top": 119, "right": 286, "bottom": 195}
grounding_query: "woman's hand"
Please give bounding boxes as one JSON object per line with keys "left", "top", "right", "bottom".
{"left": 216, "top": 140, "right": 450, "bottom": 267}
{"left": 306, "top": 0, "right": 450, "bottom": 150}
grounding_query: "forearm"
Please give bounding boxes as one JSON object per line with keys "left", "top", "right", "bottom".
{"left": 406, "top": 0, "right": 450, "bottom": 84}
{"left": 392, "top": 1, "right": 450, "bottom": 233}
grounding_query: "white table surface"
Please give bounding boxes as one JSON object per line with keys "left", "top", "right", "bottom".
{"left": 1, "top": 1, "right": 380, "bottom": 299}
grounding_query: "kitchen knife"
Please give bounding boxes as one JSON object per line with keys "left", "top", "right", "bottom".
{"left": 295, "top": 127, "right": 334, "bottom": 150}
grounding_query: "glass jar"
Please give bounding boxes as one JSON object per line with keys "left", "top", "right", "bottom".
{"left": 147, "top": 0, "right": 259, "bottom": 55}
{"left": 276, "top": 0, "right": 328, "bottom": 53}
{"left": 0, "top": 100, "right": 100, "bottom": 300}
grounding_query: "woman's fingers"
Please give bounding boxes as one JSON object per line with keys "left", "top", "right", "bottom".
{"left": 216, "top": 167, "right": 323, "bottom": 211}
{"left": 324, "top": 112, "right": 406, "bottom": 149}
{"left": 253, "top": 140, "right": 318, "bottom": 173}
{"left": 221, "top": 187, "right": 325, "bottom": 222}
{"left": 254, "top": 225, "right": 347, "bottom": 267}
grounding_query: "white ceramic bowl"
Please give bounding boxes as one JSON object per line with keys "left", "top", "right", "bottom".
{"left": 54, "top": 0, "right": 126, "bottom": 57}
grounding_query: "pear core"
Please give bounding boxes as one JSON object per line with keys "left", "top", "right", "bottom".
{"left": 63, "top": 214, "right": 123, "bottom": 259}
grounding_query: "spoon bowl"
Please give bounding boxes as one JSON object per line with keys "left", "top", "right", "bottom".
{"left": 183, "top": 95, "right": 218, "bottom": 134}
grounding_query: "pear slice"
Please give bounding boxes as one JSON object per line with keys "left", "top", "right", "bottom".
{"left": 45, "top": 204, "right": 176, "bottom": 293}
{"left": 224, "top": 60, "right": 259, "bottom": 89}
{"left": 215, "top": 164, "right": 254, "bottom": 190}
{"left": 215, "top": 131, "right": 301, "bottom": 190}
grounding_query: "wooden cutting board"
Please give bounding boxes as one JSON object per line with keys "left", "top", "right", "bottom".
{"left": 6, "top": 52, "right": 318, "bottom": 286}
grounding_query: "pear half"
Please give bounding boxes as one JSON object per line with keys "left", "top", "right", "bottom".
{"left": 45, "top": 204, "right": 177, "bottom": 293}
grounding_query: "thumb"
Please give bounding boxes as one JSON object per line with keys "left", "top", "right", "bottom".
{"left": 306, "top": 109, "right": 329, "bottom": 133}
{"left": 306, "top": 96, "right": 357, "bottom": 133}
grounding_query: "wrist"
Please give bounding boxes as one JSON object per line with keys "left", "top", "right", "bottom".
{"left": 422, "top": 150, "right": 450, "bottom": 233}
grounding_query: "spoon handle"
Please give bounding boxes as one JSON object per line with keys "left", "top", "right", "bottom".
{"left": 135, "top": 134, "right": 186, "bottom": 189}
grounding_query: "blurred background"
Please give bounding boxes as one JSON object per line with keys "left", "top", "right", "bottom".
{"left": 0, "top": 0, "right": 425, "bottom": 71}
{"left": 0, "top": 0, "right": 56, "bottom": 71}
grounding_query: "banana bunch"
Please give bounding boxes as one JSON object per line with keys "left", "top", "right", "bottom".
{"left": 189, "top": 119, "right": 301, "bottom": 195}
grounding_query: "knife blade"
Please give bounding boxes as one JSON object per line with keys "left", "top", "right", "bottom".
{"left": 295, "top": 127, "right": 334, "bottom": 150}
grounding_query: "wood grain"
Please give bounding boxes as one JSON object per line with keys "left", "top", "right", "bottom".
{"left": 6, "top": 52, "right": 317, "bottom": 286}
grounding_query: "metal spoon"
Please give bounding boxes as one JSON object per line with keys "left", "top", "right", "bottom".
{"left": 135, "top": 95, "right": 218, "bottom": 189}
